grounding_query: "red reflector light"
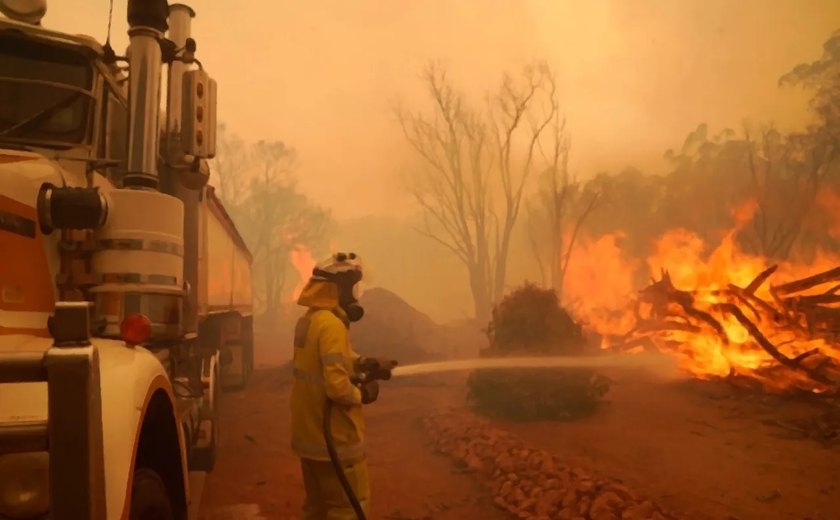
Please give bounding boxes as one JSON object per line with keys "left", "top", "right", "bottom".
{"left": 121, "top": 314, "right": 152, "bottom": 345}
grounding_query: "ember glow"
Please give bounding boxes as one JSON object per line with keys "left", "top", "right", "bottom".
{"left": 565, "top": 221, "right": 840, "bottom": 394}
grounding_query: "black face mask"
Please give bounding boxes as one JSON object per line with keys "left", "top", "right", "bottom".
{"left": 314, "top": 268, "right": 365, "bottom": 323}
{"left": 338, "top": 277, "right": 364, "bottom": 323}
{"left": 342, "top": 299, "right": 365, "bottom": 322}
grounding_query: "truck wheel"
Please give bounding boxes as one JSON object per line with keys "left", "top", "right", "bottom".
{"left": 130, "top": 468, "right": 174, "bottom": 520}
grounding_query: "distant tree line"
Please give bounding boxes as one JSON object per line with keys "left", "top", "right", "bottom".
{"left": 401, "top": 29, "right": 840, "bottom": 321}
{"left": 210, "top": 125, "right": 332, "bottom": 321}
{"left": 576, "top": 29, "right": 840, "bottom": 263}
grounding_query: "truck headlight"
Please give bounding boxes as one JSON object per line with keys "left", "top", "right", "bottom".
{"left": 0, "top": 453, "right": 49, "bottom": 519}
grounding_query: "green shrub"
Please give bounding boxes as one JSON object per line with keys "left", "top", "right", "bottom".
{"left": 468, "top": 283, "right": 611, "bottom": 421}
{"left": 486, "top": 283, "right": 585, "bottom": 354}
{"left": 467, "top": 369, "right": 611, "bottom": 420}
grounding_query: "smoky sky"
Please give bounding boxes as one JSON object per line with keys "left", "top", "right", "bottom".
{"left": 44, "top": 1, "right": 839, "bottom": 219}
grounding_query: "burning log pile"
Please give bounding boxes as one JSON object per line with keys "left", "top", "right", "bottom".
{"left": 423, "top": 411, "right": 679, "bottom": 520}
{"left": 610, "top": 265, "right": 840, "bottom": 394}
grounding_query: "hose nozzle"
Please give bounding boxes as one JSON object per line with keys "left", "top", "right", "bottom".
{"left": 352, "top": 357, "right": 398, "bottom": 385}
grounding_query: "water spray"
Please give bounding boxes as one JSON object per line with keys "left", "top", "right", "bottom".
{"left": 326, "top": 352, "right": 679, "bottom": 520}
{"left": 391, "top": 352, "right": 682, "bottom": 379}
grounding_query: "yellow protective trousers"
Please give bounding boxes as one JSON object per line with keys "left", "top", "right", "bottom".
{"left": 300, "top": 457, "right": 370, "bottom": 520}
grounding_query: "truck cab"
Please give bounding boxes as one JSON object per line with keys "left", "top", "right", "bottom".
{"left": 0, "top": 2, "right": 253, "bottom": 519}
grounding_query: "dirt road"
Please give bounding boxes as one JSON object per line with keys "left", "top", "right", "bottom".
{"left": 199, "top": 357, "right": 840, "bottom": 520}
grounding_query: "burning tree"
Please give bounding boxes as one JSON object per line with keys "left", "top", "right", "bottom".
{"left": 525, "top": 115, "right": 601, "bottom": 300}
{"left": 563, "top": 30, "right": 840, "bottom": 395}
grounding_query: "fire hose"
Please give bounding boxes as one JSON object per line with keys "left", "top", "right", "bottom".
{"left": 322, "top": 357, "right": 398, "bottom": 520}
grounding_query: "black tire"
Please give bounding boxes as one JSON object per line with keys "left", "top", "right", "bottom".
{"left": 130, "top": 468, "right": 173, "bottom": 520}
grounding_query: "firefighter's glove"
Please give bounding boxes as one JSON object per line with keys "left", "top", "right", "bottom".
{"left": 360, "top": 380, "right": 380, "bottom": 405}
{"left": 357, "top": 357, "right": 399, "bottom": 381}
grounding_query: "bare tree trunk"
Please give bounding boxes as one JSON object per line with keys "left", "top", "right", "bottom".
{"left": 491, "top": 64, "right": 557, "bottom": 303}
{"left": 526, "top": 202, "right": 548, "bottom": 287}
{"left": 556, "top": 192, "right": 600, "bottom": 301}
{"left": 526, "top": 105, "right": 600, "bottom": 303}
{"left": 399, "top": 62, "right": 560, "bottom": 322}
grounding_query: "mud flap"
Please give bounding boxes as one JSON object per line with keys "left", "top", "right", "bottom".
{"left": 220, "top": 341, "right": 248, "bottom": 391}
{"left": 191, "top": 353, "right": 219, "bottom": 471}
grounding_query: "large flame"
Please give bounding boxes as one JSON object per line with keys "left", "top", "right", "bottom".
{"left": 563, "top": 202, "right": 840, "bottom": 394}
{"left": 290, "top": 244, "right": 316, "bottom": 302}
{"left": 563, "top": 232, "right": 638, "bottom": 335}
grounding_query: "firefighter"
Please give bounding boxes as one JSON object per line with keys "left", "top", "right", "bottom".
{"left": 290, "top": 252, "right": 388, "bottom": 519}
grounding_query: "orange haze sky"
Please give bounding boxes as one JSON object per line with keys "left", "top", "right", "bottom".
{"left": 46, "top": 1, "right": 839, "bottom": 219}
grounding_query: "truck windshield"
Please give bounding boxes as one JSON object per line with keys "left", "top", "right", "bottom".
{"left": 0, "top": 34, "right": 94, "bottom": 146}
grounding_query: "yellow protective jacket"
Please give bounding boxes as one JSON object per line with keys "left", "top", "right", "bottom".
{"left": 291, "top": 279, "right": 366, "bottom": 463}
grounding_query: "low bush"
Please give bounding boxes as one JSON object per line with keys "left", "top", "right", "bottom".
{"left": 468, "top": 283, "right": 611, "bottom": 421}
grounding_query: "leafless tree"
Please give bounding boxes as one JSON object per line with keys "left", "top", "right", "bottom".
{"left": 398, "top": 62, "right": 559, "bottom": 322}
{"left": 526, "top": 109, "right": 600, "bottom": 299}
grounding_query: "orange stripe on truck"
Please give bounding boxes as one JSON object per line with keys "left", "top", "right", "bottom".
{"left": 0, "top": 154, "right": 38, "bottom": 164}
{"left": 0, "top": 195, "right": 55, "bottom": 319}
{"left": 0, "top": 326, "right": 50, "bottom": 337}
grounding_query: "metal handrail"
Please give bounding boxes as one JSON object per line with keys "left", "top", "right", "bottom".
{"left": 0, "top": 352, "right": 47, "bottom": 383}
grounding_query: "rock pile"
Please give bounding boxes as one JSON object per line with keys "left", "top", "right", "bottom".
{"left": 423, "top": 411, "right": 680, "bottom": 520}
{"left": 351, "top": 287, "right": 480, "bottom": 362}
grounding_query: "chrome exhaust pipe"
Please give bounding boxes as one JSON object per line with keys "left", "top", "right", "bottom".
{"left": 124, "top": 0, "right": 169, "bottom": 190}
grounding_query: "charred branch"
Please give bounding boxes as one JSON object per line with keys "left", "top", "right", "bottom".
{"left": 745, "top": 264, "right": 778, "bottom": 295}
{"left": 774, "top": 266, "right": 840, "bottom": 296}
{"left": 617, "top": 265, "right": 840, "bottom": 393}
{"left": 712, "top": 303, "right": 833, "bottom": 385}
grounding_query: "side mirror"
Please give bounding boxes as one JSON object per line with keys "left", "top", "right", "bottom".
{"left": 181, "top": 69, "right": 217, "bottom": 159}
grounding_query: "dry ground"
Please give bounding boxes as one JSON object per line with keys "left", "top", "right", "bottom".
{"left": 197, "top": 367, "right": 506, "bottom": 519}
{"left": 496, "top": 369, "right": 840, "bottom": 520}
{"left": 199, "top": 342, "right": 840, "bottom": 520}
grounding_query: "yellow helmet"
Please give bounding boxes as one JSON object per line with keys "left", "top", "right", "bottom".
{"left": 311, "top": 252, "right": 363, "bottom": 281}
{"left": 311, "top": 252, "right": 365, "bottom": 322}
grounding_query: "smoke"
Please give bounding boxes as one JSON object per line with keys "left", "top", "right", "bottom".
{"left": 41, "top": 0, "right": 840, "bottom": 324}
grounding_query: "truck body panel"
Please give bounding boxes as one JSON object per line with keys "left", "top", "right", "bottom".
{"left": 0, "top": 155, "right": 64, "bottom": 336}
{"left": 200, "top": 187, "right": 252, "bottom": 316}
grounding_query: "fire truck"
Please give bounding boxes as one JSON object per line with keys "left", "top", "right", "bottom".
{"left": 0, "top": 1, "right": 253, "bottom": 519}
